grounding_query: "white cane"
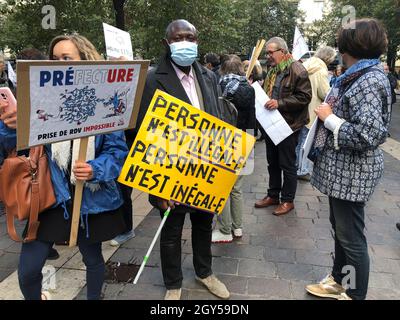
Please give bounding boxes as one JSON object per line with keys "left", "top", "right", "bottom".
{"left": 133, "top": 207, "right": 171, "bottom": 284}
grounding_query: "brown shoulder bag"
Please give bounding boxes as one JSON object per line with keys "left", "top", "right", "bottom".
{"left": 0, "top": 146, "right": 56, "bottom": 242}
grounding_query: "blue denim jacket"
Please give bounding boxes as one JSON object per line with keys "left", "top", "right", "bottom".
{"left": 0, "top": 122, "right": 128, "bottom": 216}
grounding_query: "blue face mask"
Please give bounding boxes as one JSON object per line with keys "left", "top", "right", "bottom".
{"left": 169, "top": 41, "right": 198, "bottom": 67}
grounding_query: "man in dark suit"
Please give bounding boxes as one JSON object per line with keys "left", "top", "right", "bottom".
{"left": 134, "top": 19, "right": 229, "bottom": 301}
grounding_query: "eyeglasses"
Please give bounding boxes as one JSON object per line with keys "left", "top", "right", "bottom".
{"left": 266, "top": 49, "right": 281, "bottom": 56}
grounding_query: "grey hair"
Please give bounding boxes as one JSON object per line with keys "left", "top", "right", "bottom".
{"left": 315, "top": 46, "right": 337, "bottom": 65}
{"left": 266, "top": 37, "right": 289, "bottom": 53}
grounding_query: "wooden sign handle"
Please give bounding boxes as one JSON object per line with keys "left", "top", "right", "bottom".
{"left": 69, "top": 137, "right": 89, "bottom": 247}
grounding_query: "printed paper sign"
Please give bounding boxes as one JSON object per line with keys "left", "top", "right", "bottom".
{"left": 252, "top": 82, "right": 293, "bottom": 145}
{"left": 16, "top": 60, "right": 149, "bottom": 149}
{"left": 118, "top": 90, "right": 256, "bottom": 215}
{"left": 103, "top": 23, "right": 134, "bottom": 60}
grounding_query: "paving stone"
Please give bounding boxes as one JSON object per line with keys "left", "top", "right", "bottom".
{"left": 211, "top": 257, "right": 239, "bottom": 275}
{"left": 237, "top": 259, "right": 276, "bottom": 278}
{"left": 295, "top": 250, "right": 333, "bottom": 267}
{"left": 247, "top": 278, "right": 291, "bottom": 298}
{"left": 250, "top": 235, "right": 277, "bottom": 248}
{"left": 369, "top": 272, "right": 400, "bottom": 290}
{"left": 118, "top": 283, "right": 164, "bottom": 300}
{"left": 276, "top": 263, "right": 315, "bottom": 281}
{"left": 0, "top": 252, "right": 19, "bottom": 270}
{"left": 277, "top": 237, "right": 316, "bottom": 250}
{"left": 211, "top": 244, "right": 264, "bottom": 260}
{"left": 266, "top": 248, "right": 296, "bottom": 264}
{"left": 0, "top": 268, "right": 14, "bottom": 282}
{"left": 370, "top": 245, "right": 400, "bottom": 259}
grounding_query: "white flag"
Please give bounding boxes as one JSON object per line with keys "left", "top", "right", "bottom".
{"left": 292, "top": 26, "right": 309, "bottom": 61}
{"left": 7, "top": 61, "right": 17, "bottom": 86}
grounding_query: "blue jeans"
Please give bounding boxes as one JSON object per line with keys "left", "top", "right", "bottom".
{"left": 295, "top": 126, "right": 313, "bottom": 176}
{"left": 329, "top": 197, "right": 369, "bottom": 300}
{"left": 18, "top": 236, "right": 105, "bottom": 300}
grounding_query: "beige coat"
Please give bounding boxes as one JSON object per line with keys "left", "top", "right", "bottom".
{"left": 302, "top": 57, "right": 330, "bottom": 128}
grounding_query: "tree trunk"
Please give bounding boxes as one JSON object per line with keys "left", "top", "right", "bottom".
{"left": 387, "top": 41, "right": 398, "bottom": 72}
{"left": 113, "top": 0, "right": 125, "bottom": 30}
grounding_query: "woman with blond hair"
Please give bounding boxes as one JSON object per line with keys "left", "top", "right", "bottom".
{"left": 0, "top": 34, "right": 128, "bottom": 300}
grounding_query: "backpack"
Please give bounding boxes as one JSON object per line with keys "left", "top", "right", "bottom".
{"left": 219, "top": 96, "right": 238, "bottom": 126}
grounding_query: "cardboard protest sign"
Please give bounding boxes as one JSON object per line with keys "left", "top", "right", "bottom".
{"left": 103, "top": 23, "right": 134, "bottom": 60}
{"left": 118, "top": 89, "right": 256, "bottom": 215}
{"left": 16, "top": 60, "right": 149, "bottom": 150}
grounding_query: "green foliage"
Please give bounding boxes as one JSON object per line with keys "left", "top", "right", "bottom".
{"left": 1, "top": 0, "right": 303, "bottom": 61}
{"left": 0, "top": 0, "right": 114, "bottom": 56}
{"left": 306, "top": 0, "right": 400, "bottom": 67}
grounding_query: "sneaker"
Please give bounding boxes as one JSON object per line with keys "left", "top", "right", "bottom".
{"left": 212, "top": 230, "right": 233, "bottom": 244}
{"left": 110, "top": 230, "right": 136, "bottom": 246}
{"left": 47, "top": 248, "right": 60, "bottom": 260}
{"left": 195, "top": 274, "right": 230, "bottom": 299}
{"left": 306, "top": 275, "right": 346, "bottom": 299}
{"left": 41, "top": 291, "right": 52, "bottom": 300}
{"left": 338, "top": 292, "right": 352, "bottom": 300}
{"left": 297, "top": 173, "right": 311, "bottom": 181}
{"left": 232, "top": 228, "right": 243, "bottom": 238}
{"left": 164, "top": 289, "right": 181, "bottom": 300}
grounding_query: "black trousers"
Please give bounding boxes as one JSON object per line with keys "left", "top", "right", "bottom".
{"left": 265, "top": 131, "right": 300, "bottom": 202}
{"left": 118, "top": 183, "right": 133, "bottom": 233}
{"left": 159, "top": 209, "right": 214, "bottom": 289}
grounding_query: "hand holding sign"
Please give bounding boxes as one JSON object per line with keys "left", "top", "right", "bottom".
{"left": 72, "top": 161, "right": 94, "bottom": 181}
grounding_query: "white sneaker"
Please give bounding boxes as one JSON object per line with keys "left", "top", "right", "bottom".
{"left": 233, "top": 228, "right": 243, "bottom": 238}
{"left": 212, "top": 230, "right": 233, "bottom": 244}
{"left": 110, "top": 230, "right": 136, "bottom": 246}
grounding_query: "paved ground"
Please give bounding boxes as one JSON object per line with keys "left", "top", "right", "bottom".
{"left": 1, "top": 101, "right": 400, "bottom": 300}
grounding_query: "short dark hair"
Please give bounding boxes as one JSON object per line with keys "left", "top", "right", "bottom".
{"left": 337, "top": 18, "right": 388, "bottom": 59}
{"left": 165, "top": 19, "right": 197, "bottom": 40}
{"left": 17, "top": 48, "right": 47, "bottom": 60}
{"left": 220, "top": 54, "right": 244, "bottom": 76}
{"left": 204, "top": 53, "right": 220, "bottom": 67}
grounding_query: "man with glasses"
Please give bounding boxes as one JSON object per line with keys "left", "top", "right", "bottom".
{"left": 255, "top": 37, "right": 311, "bottom": 216}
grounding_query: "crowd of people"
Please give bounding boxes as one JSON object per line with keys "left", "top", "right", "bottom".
{"left": 0, "top": 17, "right": 398, "bottom": 301}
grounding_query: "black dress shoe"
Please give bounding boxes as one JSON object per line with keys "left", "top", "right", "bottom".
{"left": 47, "top": 248, "right": 60, "bottom": 260}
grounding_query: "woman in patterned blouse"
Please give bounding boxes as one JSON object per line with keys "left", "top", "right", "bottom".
{"left": 305, "top": 19, "right": 392, "bottom": 300}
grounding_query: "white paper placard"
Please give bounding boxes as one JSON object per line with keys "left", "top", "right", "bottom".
{"left": 103, "top": 22, "right": 134, "bottom": 60}
{"left": 252, "top": 82, "right": 293, "bottom": 145}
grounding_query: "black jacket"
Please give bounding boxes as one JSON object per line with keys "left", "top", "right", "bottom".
{"left": 126, "top": 54, "right": 222, "bottom": 212}
{"left": 388, "top": 73, "right": 397, "bottom": 104}
{"left": 220, "top": 78, "right": 256, "bottom": 131}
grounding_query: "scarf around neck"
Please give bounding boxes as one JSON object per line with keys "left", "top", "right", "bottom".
{"left": 219, "top": 74, "right": 248, "bottom": 97}
{"left": 264, "top": 54, "right": 295, "bottom": 97}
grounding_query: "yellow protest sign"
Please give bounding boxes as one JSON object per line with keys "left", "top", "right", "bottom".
{"left": 118, "top": 89, "right": 255, "bottom": 214}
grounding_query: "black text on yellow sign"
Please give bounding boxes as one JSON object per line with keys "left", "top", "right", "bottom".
{"left": 118, "top": 89, "right": 255, "bottom": 214}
